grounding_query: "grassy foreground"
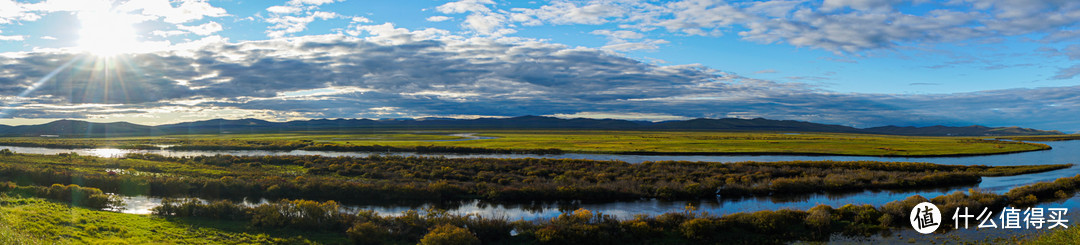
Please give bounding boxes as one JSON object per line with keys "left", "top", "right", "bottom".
{"left": 0, "top": 196, "right": 348, "bottom": 244}
{"left": 0, "top": 130, "right": 1054, "bottom": 156}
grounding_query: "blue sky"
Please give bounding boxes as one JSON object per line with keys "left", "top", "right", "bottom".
{"left": 0, "top": 0, "right": 1078, "bottom": 132}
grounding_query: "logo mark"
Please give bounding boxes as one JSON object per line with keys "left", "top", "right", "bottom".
{"left": 911, "top": 202, "right": 941, "bottom": 234}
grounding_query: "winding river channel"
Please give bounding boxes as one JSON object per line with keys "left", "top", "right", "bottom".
{"left": 2, "top": 140, "right": 1079, "bottom": 242}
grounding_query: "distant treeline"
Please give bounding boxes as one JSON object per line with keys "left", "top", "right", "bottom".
{"left": 0, "top": 151, "right": 1068, "bottom": 205}
{"left": 149, "top": 174, "right": 1080, "bottom": 244}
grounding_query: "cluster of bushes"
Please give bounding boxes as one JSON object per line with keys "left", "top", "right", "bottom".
{"left": 0, "top": 182, "right": 122, "bottom": 209}
{"left": 147, "top": 174, "right": 1080, "bottom": 244}
{"left": 881, "top": 175, "right": 1080, "bottom": 230}
{"left": 1006, "top": 174, "right": 1080, "bottom": 207}
{"left": 151, "top": 198, "right": 888, "bottom": 244}
{"left": 154, "top": 198, "right": 353, "bottom": 230}
{"left": 0, "top": 152, "right": 1070, "bottom": 205}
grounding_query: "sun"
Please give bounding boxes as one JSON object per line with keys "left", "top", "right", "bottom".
{"left": 77, "top": 11, "right": 140, "bottom": 56}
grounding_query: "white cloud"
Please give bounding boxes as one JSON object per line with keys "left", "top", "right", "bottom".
{"left": 119, "top": 0, "right": 228, "bottom": 24}
{"left": 0, "top": 35, "right": 24, "bottom": 41}
{"left": 287, "top": 0, "right": 340, "bottom": 6}
{"left": 266, "top": 11, "right": 341, "bottom": 38}
{"left": 436, "top": 0, "right": 495, "bottom": 14}
{"left": 178, "top": 21, "right": 223, "bottom": 36}
{"left": 511, "top": 1, "right": 627, "bottom": 25}
{"left": 463, "top": 12, "right": 514, "bottom": 36}
{"left": 0, "top": 0, "right": 39, "bottom": 24}
{"left": 263, "top": 0, "right": 354, "bottom": 39}
{"left": 590, "top": 29, "right": 644, "bottom": 40}
{"left": 600, "top": 39, "right": 669, "bottom": 51}
{"left": 821, "top": 0, "right": 904, "bottom": 11}
{"left": 426, "top": 16, "right": 452, "bottom": 22}
{"left": 266, "top": 5, "right": 302, "bottom": 14}
{"left": 0, "top": 30, "right": 21, "bottom": 41}
{"left": 152, "top": 30, "right": 187, "bottom": 37}
{"left": 351, "top": 17, "right": 372, "bottom": 23}
{"left": 433, "top": 0, "right": 514, "bottom": 36}
{"left": 591, "top": 29, "right": 663, "bottom": 51}
{"left": 23, "top": 0, "right": 109, "bottom": 13}
{"left": 39, "top": 36, "right": 57, "bottom": 40}
{"left": 347, "top": 22, "right": 451, "bottom": 44}
{"left": 478, "top": 0, "right": 1080, "bottom": 54}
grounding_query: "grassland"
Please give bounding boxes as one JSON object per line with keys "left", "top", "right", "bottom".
{"left": 0, "top": 196, "right": 348, "bottom": 244}
{"left": 0, "top": 130, "right": 1054, "bottom": 156}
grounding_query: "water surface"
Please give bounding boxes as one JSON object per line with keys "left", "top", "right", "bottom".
{"left": 7, "top": 140, "right": 1077, "bottom": 242}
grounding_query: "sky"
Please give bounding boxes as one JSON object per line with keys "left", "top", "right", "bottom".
{"left": 0, "top": 0, "right": 1078, "bottom": 132}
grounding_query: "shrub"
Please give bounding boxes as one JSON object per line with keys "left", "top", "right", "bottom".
{"left": 419, "top": 225, "right": 480, "bottom": 245}
{"left": 880, "top": 195, "right": 929, "bottom": 226}
{"left": 805, "top": 204, "right": 833, "bottom": 230}
{"left": 679, "top": 218, "right": 719, "bottom": 240}
{"left": 347, "top": 222, "right": 391, "bottom": 245}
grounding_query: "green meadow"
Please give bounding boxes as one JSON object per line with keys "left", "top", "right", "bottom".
{"left": 0, "top": 130, "right": 1053, "bottom": 156}
{"left": 0, "top": 197, "right": 348, "bottom": 244}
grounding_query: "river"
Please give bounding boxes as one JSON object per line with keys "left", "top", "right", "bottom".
{"left": 3, "top": 140, "right": 1080, "bottom": 242}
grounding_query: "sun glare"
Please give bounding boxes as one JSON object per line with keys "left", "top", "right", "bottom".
{"left": 77, "top": 11, "right": 139, "bottom": 56}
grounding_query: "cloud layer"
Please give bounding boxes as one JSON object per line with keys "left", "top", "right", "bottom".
{"left": 0, "top": 1, "right": 1078, "bottom": 132}
{"left": 427, "top": 0, "right": 1080, "bottom": 53}
{"left": 0, "top": 34, "right": 1077, "bottom": 131}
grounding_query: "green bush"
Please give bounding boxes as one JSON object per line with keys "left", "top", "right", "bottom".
{"left": 347, "top": 222, "right": 391, "bottom": 245}
{"left": 679, "top": 218, "right": 719, "bottom": 240}
{"left": 805, "top": 204, "right": 833, "bottom": 230}
{"left": 880, "top": 195, "right": 929, "bottom": 226}
{"left": 419, "top": 225, "right": 480, "bottom": 245}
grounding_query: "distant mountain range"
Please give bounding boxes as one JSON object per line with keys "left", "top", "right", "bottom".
{"left": 0, "top": 116, "right": 1063, "bottom": 137}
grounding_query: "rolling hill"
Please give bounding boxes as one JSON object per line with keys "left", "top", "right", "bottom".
{"left": 0, "top": 116, "right": 1063, "bottom": 137}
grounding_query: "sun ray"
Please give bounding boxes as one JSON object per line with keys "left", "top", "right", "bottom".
{"left": 0, "top": 56, "right": 81, "bottom": 118}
